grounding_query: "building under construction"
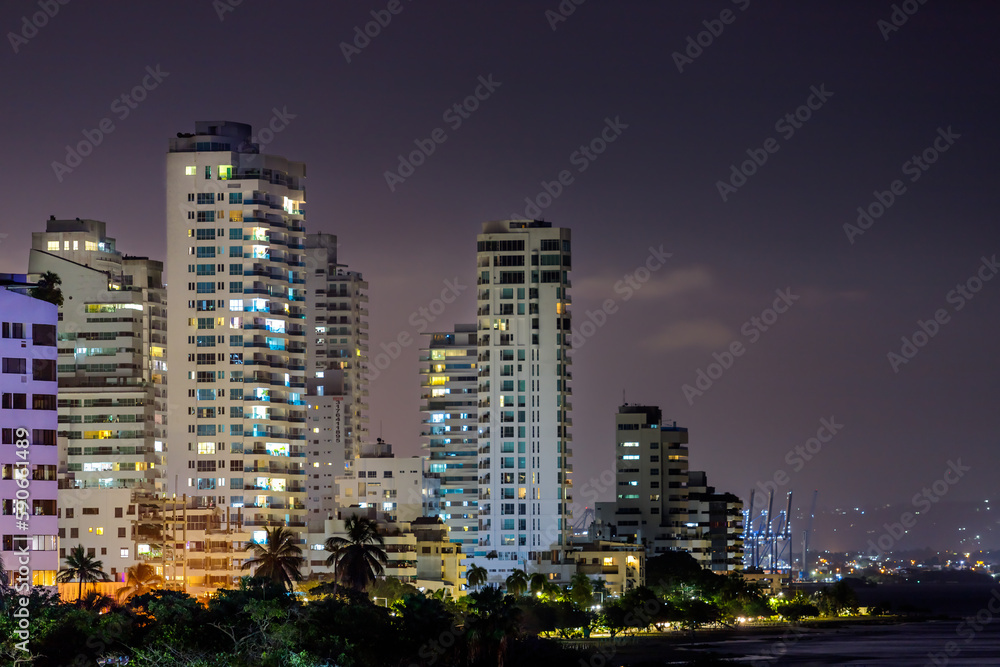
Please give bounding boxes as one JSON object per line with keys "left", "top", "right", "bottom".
{"left": 132, "top": 492, "right": 251, "bottom": 598}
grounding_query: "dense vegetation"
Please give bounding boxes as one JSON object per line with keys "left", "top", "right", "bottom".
{"left": 1, "top": 551, "right": 865, "bottom": 666}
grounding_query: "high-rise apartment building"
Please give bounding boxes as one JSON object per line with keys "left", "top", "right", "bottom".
{"left": 164, "top": 121, "right": 309, "bottom": 595}
{"left": 420, "top": 324, "right": 478, "bottom": 551}
{"left": 474, "top": 220, "right": 573, "bottom": 579}
{"left": 28, "top": 218, "right": 167, "bottom": 581}
{"left": 601, "top": 404, "right": 743, "bottom": 571}
{"left": 304, "top": 234, "right": 368, "bottom": 458}
{"left": 611, "top": 404, "right": 689, "bottom": 548}
{"left": 0, "top": 285, "right": 59, "bottom": 586}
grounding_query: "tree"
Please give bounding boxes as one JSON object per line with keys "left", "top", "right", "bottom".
{"left": 324, "top": 515, "right": 388, "bottom": 592}
{"left": 29, "top": 271, "right": 63, "bottom": 307}
{"left": 467, "top": 564, "right": 489, "bottom": 591}
{"left": 817, "top": 580, "right": 859, "bottom": 617}
{"left": 505, "top": 568, "right": 528, "bottom": 596}
{"left": 567, "top": 571, "right": 594, "bottom": 609}
{"left": 241, "top": 525, "right": 305, "bottom": 592}
{"left": 57, "top": 544, "right": 110, "bottom": 601}
{"left": 528, "top": 572, "right": 548, "bottom": 597}
{"left": 116, "top": 563, "right": 163, "bottom": 604}
{"left": 465, "top": 586, "right": 522, "bottom": 667}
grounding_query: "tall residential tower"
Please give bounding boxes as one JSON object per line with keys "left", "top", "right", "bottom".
{"left": 474, "top": 220, "right": 572, "bottom": 580}
{"left": 420, "top": 324, "right": 478, "bottom": 551}
{"left": 28, "top": 218, "right": 167, "bottom": 581}
{"left": 164, "top": 121, "right": 308, "bottom": 595}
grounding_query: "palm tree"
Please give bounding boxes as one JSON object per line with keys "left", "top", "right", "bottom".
{"left": 57, "top": 544, "right": 110, "bottom": 601}
{"left": 29, "top": 271, "right": 63, "bottom": 306}
{"left": 504, "top": 568, "right": 528, "bottom": 596}
{"left": 116, "top": 563, "right": 163, "bottom": 603}
{"left": 528, "top": 571, "right": 547, "bottom": 596}
{"left": 568, "top": 571, "right": 594, "bottom": 608}
{"left": 465, "top": 586, "right": 522, "bottom": 667}
{"left": 324, "top": 515, "right": 388, "bottom": 592}
{"left": 467, "top": 564, "right": 488, "bottom": 591}
{"left": 241, "top": 525, "right": 305, "bottom": 591}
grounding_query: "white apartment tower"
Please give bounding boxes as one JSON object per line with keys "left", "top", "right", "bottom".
{"left": 420, "top": 324, "right": 478, "bottom": 551}
{"left": 165, "top": 121, "right": 309, "bottom": 591}
{"left": 304, "top": 233, "right": 369, "bottom": 462}
{"left": 28, "top": 218, "right": 167, "bottom": 581}
{"left": 474, "top": 220, "right": 572, "bottom": 578}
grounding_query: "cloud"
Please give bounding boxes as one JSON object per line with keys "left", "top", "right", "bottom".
{"left": 575, "top": 265, "right": 714, "bottom": 301}
{"left": 642, "top": 319, "right": 734, "bottom": 352}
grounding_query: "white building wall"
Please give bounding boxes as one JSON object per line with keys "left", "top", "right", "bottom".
{"left": 473, "top": 220, "right": 572, "bottom": 582}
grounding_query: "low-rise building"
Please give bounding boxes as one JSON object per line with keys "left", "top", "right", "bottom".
{"left": 569, "top": 540, "right": 644, "bottom": 596}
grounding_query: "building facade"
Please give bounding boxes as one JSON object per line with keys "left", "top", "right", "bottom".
{"left": 28, "top": 218, "right": 167, "bottom": 581}
{"left": 0, "top": 287, "right": 59, "bottom": 586}
{"left": 474, "top": 220, "right": 573, "bottom": 581}
{"left": 304, "top": 233, "right": 369, "bottom": 462}
{"left": 600, "top": 404, "right": 743, "bottom": 572}
{"left": 164, "top": 121, "right": 309, "bottom": 595}
{"left": 420, "top": 324, "right": 478, "bottom": 551}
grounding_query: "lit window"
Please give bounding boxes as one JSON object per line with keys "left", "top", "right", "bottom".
{"left": 185, "top": 166, "right": 196, "bottom": 176}
{"left": 198, "top": 442, "right": 216, "bottom": 455}
{"left": 120, "top": 548, "right": 129, "bottom": 558}
{"left": 46, "top": 241, "right": 59, "bottom": 251}
{"left": 95, "top": 527, "right": 104, "bottom": 536}
{"left": 73, "top": 240, "right": 79, "bottom": 250}
{"left": 218, "top": 165, "right": 233, "bottom": 180}
{"left": 229, "top": 210, "right": 243, "bottom": 222}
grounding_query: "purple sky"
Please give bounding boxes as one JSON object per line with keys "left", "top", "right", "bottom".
{"left": 2, "top": 1, "right": 998, "bottom": 550}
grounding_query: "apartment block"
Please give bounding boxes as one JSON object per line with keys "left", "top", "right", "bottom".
{"left": 28, "top": 218, "right": 167, "bottom": 581}
{"left": 304, "top": 233, "right": 369, "bottom": 462}
{"left": 420, "top": 324, "right": 478, "bottom": 551}
{"left": 164, "top": 121, "right": 308, "bottom": 596}
{"left": 474, "top": 220, "right": 573, "bottom": 581}
{"left": 0, "top": 286, "right": 59, "bottom": 585}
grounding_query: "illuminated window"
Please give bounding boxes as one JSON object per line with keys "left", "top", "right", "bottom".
{"left": 197, "top": 442, "right": 216, "bottom": 455}
{"left": 95, "top": 528, "right": 104, "bottom": 536}
{"left": 230, "top": 211, "right": 243, "bottom": 222}
{"left": 185, "top": 166, "right": 196, "bottom": 175}
{"left": 120, "top": 548, "right": 129, "bottom": 558}
{"left": 603, "top": 557, "right": 614, "bottom": 566}
{"left": 46, "top": 241, "right": 59, "bottom": 251}
{"left": 86, "top": 241, "right": 98, "bottom": 251}
{"left": 218, "top": 165, "right": 232, "bottom": 180}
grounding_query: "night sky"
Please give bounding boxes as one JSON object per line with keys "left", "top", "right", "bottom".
{"left": 2, "top": 1, "right": 998, "bottom": 550}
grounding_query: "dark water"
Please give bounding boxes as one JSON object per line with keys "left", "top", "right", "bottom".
{"left": 680, "top": 621, "right": 1000, "bottom": 666}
